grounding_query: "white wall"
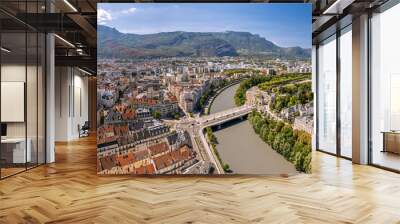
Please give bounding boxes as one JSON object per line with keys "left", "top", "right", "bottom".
{"left": 1, "top": 63, "right": 46, "bottom": 164}
{"left": 72, "top": 72, "right": 89, "bottom": 138}
{"left": 55, "top": 66, "right": 69, "bottom": 141}
{"left": 1, "top": 64, "right": 41, "bottom": 138}
{"left": 1, "top": 64, "right": 26, "bottom": 138}
{"left": 55, "top": 67, "right": 89, "bottom": 141}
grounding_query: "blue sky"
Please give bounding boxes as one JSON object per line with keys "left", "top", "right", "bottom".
{"left": 98, "top": 3, "right": 311, "bottom": 48}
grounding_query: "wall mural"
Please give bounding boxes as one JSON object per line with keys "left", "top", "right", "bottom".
{"left": 97, "top": 3, "right": 312, "bottom": 175}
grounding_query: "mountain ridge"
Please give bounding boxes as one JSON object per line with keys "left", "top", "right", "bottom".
{"left": 98, "top": 25, "right": 310, "bottom": 59}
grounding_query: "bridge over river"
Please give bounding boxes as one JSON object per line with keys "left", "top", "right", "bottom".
{"left": 174, "top": 84, "right": 296, "bottom": 175}
{"left": 174, "top": 105, "right": 255, "bottom": 174}
{"left": 198, "top": 105, "right": 254, "bottom": 128}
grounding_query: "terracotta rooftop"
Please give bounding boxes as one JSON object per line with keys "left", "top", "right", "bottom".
{"left": 153, "top": 153, "right": 174, "bottom": 170}
{"left": 133, "top": 164, "right": 156, "bottom": 174}
{"left": 99, "top": 155, "right": 117, "bottom": 171}
{"left": 134, "top": 149, "right": 150, "bottom": 161}
{"left": 152, "top": 145, "right": 194, "bottom": 171}
{"left": 116, "top": 153, "right": 135, "bottom": 167}
{"left": 132, "top": 98, "right": 158, "bottom": 106}
{"left": 148, "top": 142, "right": 169, "bottom": 156}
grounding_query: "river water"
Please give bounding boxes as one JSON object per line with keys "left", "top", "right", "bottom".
{"left": 209, "top": 84, "right": 297, "bottom": 175}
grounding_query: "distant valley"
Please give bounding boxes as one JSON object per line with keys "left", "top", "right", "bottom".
{"left": 98, "top": 25, "right": 310, "bottom": 59}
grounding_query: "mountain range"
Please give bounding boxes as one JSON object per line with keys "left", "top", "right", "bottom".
{"left": 98, "top": 25, "right": 310, "bottom": 59}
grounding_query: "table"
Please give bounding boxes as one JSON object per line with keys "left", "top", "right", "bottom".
{"left": 1, "top": 138, "right": 31, "bottom": 164}
{"left": 381, "top": 131, "right": 400, "bottom": 154}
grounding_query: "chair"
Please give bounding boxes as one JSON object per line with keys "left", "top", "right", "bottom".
{"left": 79, "top": 121, "right": 90, "bottom": 138}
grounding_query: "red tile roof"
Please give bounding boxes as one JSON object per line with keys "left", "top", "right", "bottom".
{"left": 114, "top": 124, "right": 129, "bottom": 136}
{"left": 132, "top": 98, "right": 158, "bottom": 106}
{"left": 97, "top": 124, "right": 117, "bottom": 144}
{"left": 145, "top": 164, "right": 155, "bottom": 174}
{"left": 134, "top": 149, "right": 150, "bottom": 161}
{"left": 99, "top": 155, "right": 117, "bottom": 171}
{"left": 133, "top": 164, "right": 156, "bottom": 174}
{"left": 152, "top": 145, "right": 194, "bottom": 171}
{"left": 148, "top": 142, "right": 169, "bottom": 156}
{"left": 116, "top": 153, "right": 135, "bottom": 167}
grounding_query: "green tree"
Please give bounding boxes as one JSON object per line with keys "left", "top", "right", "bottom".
{"left": 288, "top": 96, "right": 298, "bottom": 107}
{"left": 174, "top": 113, "right": 181, "bottom": 120}
{"left": 248, "top": 111, "right": 312, "bottom": 173}
{"left": 153, "top": 111, "right": 161, "bottom": 119}
{"left": 234, "top": 75, "right": 271, "bottom": 106}
{"left": 223, "top": 163, "right": 231, "bottom": 172}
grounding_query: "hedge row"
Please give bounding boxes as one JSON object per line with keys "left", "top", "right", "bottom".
{"left": 205, "top": 127, "right": 231, "bottom": 172}
{"left": 248, "top": 111, "right": 312, "bottom": 173}
{"left": 234, "top": 75, "right": 270, "bottom": 106}
{"left": 234, "top": 73, "right": 311, "bottom": 107}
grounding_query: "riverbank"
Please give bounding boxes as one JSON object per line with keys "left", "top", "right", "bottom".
{"left": 234, "top": 73, "right": 311, "bottom": 106}
{"left": 204, "top": 127, "right": 231, "bottom": 172}
{"left": 202, "top": 79, "right": 244, "bottom": 115}
{"left": 233, "top": 74, "right": 312, "bottom": 173}
{"left": 207, "top": 83, "right": 297, "bottom": 175}
{"left": 248, "top": 111, "right": 312, "bottom": 173}
{"left": 234, "top": 75, "right": 270, "bottom": 106}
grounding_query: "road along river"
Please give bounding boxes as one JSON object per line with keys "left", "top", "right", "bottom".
{"left": 209, "top": 83, "right": 297, "bottom": 175}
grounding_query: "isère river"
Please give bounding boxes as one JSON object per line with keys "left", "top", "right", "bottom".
{"left": 209, "top": 83, "right": 297, "bottom": 175}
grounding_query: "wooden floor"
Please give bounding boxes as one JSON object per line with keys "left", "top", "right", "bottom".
{"left": 1, "top": 136, "right": 400, "bottom": 224}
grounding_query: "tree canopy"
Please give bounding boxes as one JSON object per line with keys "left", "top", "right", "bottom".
{"left": 248, "top": 111, "right": 312, "bottom": 173}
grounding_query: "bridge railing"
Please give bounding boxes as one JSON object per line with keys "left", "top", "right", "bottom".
{"left": 198, "top": 105, "right": 254, "bottom": 125}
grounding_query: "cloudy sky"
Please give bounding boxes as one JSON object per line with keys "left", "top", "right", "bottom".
{"left": 98, "top": 3, "right": 311, "bottom": 48}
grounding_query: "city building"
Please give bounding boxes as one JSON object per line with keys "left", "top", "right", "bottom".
{"left": 293, "top": 116, "right": 313, "bottom": 134}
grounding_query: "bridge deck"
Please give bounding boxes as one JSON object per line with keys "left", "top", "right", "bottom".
{"left": 199, "top": 105, "right": 254, "bottom": 127}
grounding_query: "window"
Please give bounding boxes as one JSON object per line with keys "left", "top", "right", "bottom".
{"left": 0, "top": 2, "right": 46, "bottom": 179}
{"left": 317, "top": 35, "right": 337, "bottom": 154}
{"left": 339, "top": 26, "right": 352, "bottom": 158}
{"left": 370, "top": 3, "right": 400, "bottom": 171}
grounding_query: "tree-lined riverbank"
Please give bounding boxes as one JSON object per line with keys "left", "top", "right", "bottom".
{"left": 248, "top": 111, "right": 312, "bottom": 173}
{"left": 234, "top": 73, "right": 312, "bottom": 106}
{"left": 208, "top": 83, "right": 297, "bottom": 175}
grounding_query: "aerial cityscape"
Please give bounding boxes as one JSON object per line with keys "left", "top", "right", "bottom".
{"left": 97, "top": 3, "right": 312, "bottom": 175}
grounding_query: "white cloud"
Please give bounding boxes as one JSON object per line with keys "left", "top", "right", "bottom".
{"left": 98, "top": 8, "right": 112, "bottom": 25}
{"left": 97, "top": 7, "right": 136, "bottom": 25}
{"left": 121, "top": 7, "right": 136, "bottom": 14}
